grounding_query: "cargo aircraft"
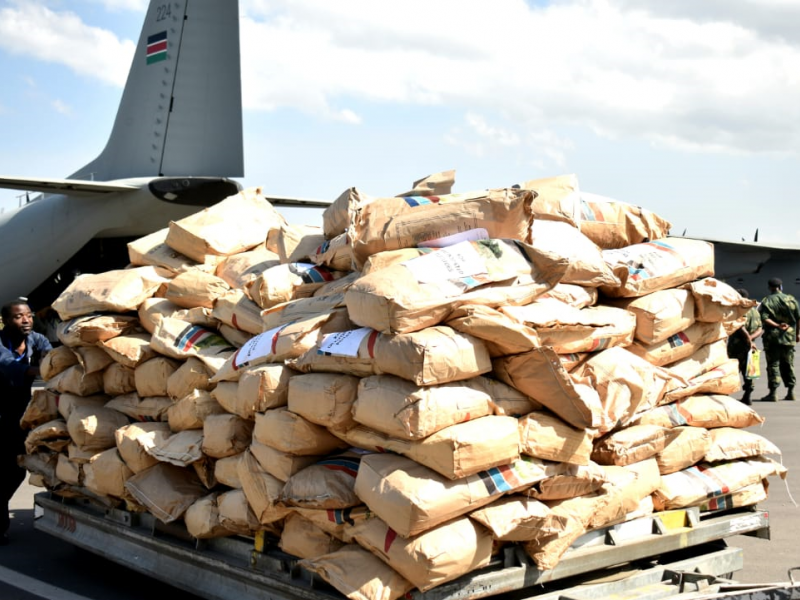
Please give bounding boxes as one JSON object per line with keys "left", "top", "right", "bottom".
{"left": 0, "top": 0, "right": 329, "bottom": 310}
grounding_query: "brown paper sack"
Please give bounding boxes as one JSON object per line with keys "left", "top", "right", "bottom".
{"left": 67, "top": 406, "right": 131, "bottom": 452}
{"left": 299, "top": 544, "right": 414, "bottom": 600}
{"left": 56, "top": 313, "right": 141, "bottom": 348}
{"left": 138, "top": 297, "right": 217, "bottom": 335}
{"left": 493, "top": 346, "right": 603, "bottom": 430}
{"left": 217, "top": 488, "right": 263, "bottom": 537}
{"left": 353, "top": 453, "right": 562, "bottom": 537}
{"left": 287, "top": 372, "right": 359, "bottom": 432}
{"left": 184, "top": 493, "right": 236, "bottom": 539}
{"left": 591, "top": 424, "right": 671, "bottom": 466}
{"left": 469, "top": 495, "right": 567, "bottom": 542}
{"left": 52, "top": 266, "right": 172, "bottom": 320}
{"left": 24, "top": 420, "right": 70, "bottom": 455}
{"left": 100, "top": 333, "right": 157, "bottom": 369}
{"left": 361, "top": 248, "right": 431, "bottom": 275}
{"left": 268, "top": 223, "right": 324, "bottom": 263}
{"left": 322, "top": 186, "right": 375, "bottom": 239}
{"left": 220, "top": 323, "right": 255, "bottom": 349}
{"left": 352, "top": 374, "right": 495, "bottom": 440}
{"left": 164, "top": 270, "right": 230, "bottom": 310}
{"left": 445, "top": 304, "right": 540, "bottom": 357}
{"left": 55, "top": 454, "right": 82, "bottom": 486}
{"left": 345, "top": 238, "right": 567, "bottom": 335}
{"left": 631, "top": 393, "right": 764, "bottom": 429}
{"left": 661, "top": 359, "right": 741, "bottom": 403}
{"left": 211, "top": 311, "right": 342, "bottom": 382}
{"left": 125, "top": 462, "right": 208, "bottom": 523}
{"left": 237, "top": 363, "right": 296, "bottom": 414}
{"left": 309, "top": 232, "right": 354, "bottom": 272}
{"left": 700, "top": 482, "right": 768, "bottom": 513}
{"left": 261, "top": 293, "right": 347, "bottom": 332}
{"left": 84, "top": 448, "right": 134, "bottom": 499}
{"left": 214, "top": 246, "right": 280, "bottom": 290}
{"left": 166, "top": 357, "right": 213, "bottom": 400}
{"left": 666, "top": 338, "right": 730, "bottom": 382}
{"left": 103, "top": 363, "right": 137, "bottom": 396}
{"left": 147, "top": 429, "right": 205, "bottom": 467}
{"left": 529, "top": 219, "right": 620, "bottom": 287}
{"left": 654, "top": 426, "right": 711, "bottom": 475}
{"left": 337, "top": 415, "right": 520, "bottom": 480}
{"left": 40, "top": 345, "right": 79, "bottom": 380}
{"left": 236, "top": 450, "right": 291, "bottom": 525}
{"left": 165, "top": 187, "right": 286, "bottom": 263}
{"left": 279, "top": 451, "right": 366, "bottom": 509}
{"left": 19, "top": 452, "right": 59, "bottom": 489}
{"left": 106, "top": 393, "right": 173, "bottom": 423}
{"left": 599, "top": 238, "right": 714, "bottom": 299}
{"left": 115, "top": 422, "right": 172, "bottom": 473}
{"left": 704, "top": 427, "right": 781, "bottom": 462}
{"left": 246, "top": 263, "right": 346, "bottom": 310}
{"left": 252, "top": 408, "right": 349, "bottom": 456}
{"left": 201, "top": 413, "right": 253, "bottom": 459}
{"left": 279, "top": 513, "right": 344, "bottom": 559}
{"left": 167, "top": 389, "right": 226, "bottom": 432}
{"left": 684, "top": 278, "right": 757, "bottom": 324}
{"left": 135, "top": 356, "right": 181, "bottom": 397}
{"left": 212, "top": 289, "right": 265, "bottom": 335}
{"left": 312, "top": 271, "right": 361, "bottom": 298}
{"left": 46, "top": 364, "right": 105, "bottom": 397}
{"left": 653, "top": 456, "right": 787, "bottom": 511}
{"left": 249, "top": 439, "right": 321, "bottom": 483}
{"left": 577, "top": 195, "right": 672, "bottom": 249}
{"left": 21, "top": 388, "right": 60, "bottom": 430}
{"left": 349, "top": 188, "right": 535, "bottom": 270}
{"left": 571, "top": 346, "right": 683, "bottom": 432}
{"left": 607, "top": 288, "right": 695, "bottom": 345}
{"left": 56, "top": 393, "right": 108, "bottom": 422}
{"left": 502, "top": 301, "right": 635, "bottom": 354}
{"left": 214, "top": 452, "right": 245, "bottom": 489}
{"left": 519, "top": 411, "right": 594, "bottom": 465}
{"left": 523, "top": 462, "right": 609, "bottom": 501}
{"left": 73, "top": 346, "right": 114, "bottom": 375}
{"left": 150, "top": 318, "right": 236, "bottom": 374}
{"left": 288, "top": 325, "right": 492, "bottom": 386}
{"left": 537, "top": 282, "right": 598, "bottom": 308}
{"left": 127, "top": 227, "right": 204, "bottom": 273}
{"left": 351, "top": 515, "right": 493, "bottom": 592}
{"left": 627, "top": 321, "right": 727, "bottom": 367}
{"left": 515, "top": 173, "right": 581, "bottom": 227}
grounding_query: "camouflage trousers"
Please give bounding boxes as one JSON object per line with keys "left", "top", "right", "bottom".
{"left": 762, "top": 343, "right": 796, "bottom": 391}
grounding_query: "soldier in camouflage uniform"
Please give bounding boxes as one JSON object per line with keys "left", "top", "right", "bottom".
{"left": 727, "top": 289, "right": 762, "bottom": 405}
{"left": 758, "top": 278, "right": 800, "bottom": 401}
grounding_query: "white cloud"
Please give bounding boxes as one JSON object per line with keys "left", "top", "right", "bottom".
{"left": 91, "top": 0, "right": 149, "bottom": 11}
{"left": 0, "top": 1, "right": 134, "bottom": 87}
{"left": 50, "top": 99, "right": 72, "bottom": 116}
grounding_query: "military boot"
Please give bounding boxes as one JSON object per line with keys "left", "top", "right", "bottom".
{"left": 761, "top": 389, "right": 779, "bottom": 402}
{"left": 785, "top": 387, "right": 795, "bottom": 401}
{"left": 741, "top": 390, "right": 752, "bottom": 405}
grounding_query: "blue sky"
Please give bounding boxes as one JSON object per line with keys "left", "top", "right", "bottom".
{"left": 1, "top": 0, "right": 799, "bottom": 243}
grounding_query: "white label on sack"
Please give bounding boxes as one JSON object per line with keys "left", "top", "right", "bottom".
{"left": 403, "top": 240, "right": 487, "bottom": 285}
{"left": 319, "top": 327, "right": 373, "bottom": 357}
{"left": 418, "top": 228, "right": 489, "bottom": 248}
{"left": 235, "top": 324, "right": 283, "bottom": 366}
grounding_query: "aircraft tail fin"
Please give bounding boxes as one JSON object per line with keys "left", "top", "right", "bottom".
{"left": 70, "top": 0, "right": 243, "bottom": 182}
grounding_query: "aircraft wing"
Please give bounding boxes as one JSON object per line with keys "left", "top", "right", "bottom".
{"left": 263, "top": 195, "right": 333, "bottom": 208}
{"left": 0, "top": 176, "right": 140, "bottom": 195}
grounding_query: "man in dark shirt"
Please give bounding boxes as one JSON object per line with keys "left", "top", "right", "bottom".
{"left": 758, "top": 278, "right": 800, "bottom": 401}
{"left": 0, "top": 300, "right": 52, "bottom": 544}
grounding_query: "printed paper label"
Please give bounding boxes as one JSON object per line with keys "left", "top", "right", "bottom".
{"left": 403, "top": 240, "right": 487, "bottom": 285}
{"left": 418, "top": 228, "right": 489, "bottom": 248}
{"left": 318, "top": 327, "right": 373, "bottom": 357}
{"left": 234, "top": 324, "right": 282, "bottom": 366}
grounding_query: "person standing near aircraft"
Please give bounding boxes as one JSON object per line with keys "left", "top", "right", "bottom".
{"left": 0, "top": 300, "right": 51, "bottom": 544}
{"left": 758, "top": 278, "right": 800, "bottom": 401}
{"left": 727, "top": 289, "right": 762, "bottom": 405}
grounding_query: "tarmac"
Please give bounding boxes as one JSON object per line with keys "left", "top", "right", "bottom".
{"left": 0, "top": 345, "right": 799, "bottom": 598}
